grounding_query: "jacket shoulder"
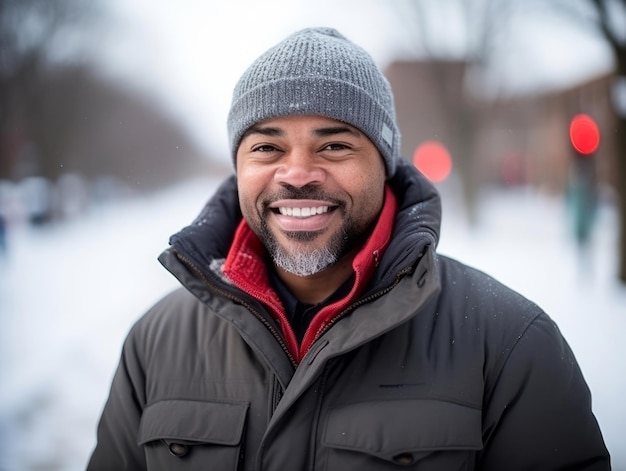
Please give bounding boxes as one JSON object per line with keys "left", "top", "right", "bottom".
{"left": 435, "top": 254, "right": 543, "bottom": 330}
{"left": 432, "top": 255, "right": 550, "bottom": 389}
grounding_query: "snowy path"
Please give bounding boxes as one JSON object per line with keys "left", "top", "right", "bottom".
{"left": 1, "top": 178, "right": 624, "bottom": 470}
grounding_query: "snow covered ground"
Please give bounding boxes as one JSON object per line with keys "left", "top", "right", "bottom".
{"left": 0, "top": 176, "right": 624, "bottom": 470}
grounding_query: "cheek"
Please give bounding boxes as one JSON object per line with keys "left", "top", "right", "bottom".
{"left": 238, "top": 164, "right": 272, "bottom": 191}
{"left": 350, "top": 167, "right": 385, "bottom": 208}
{"left": 342, "top": 182, "right": 383, "bottom": 227}
{"left": 363, "top": 181, "right": 385, "bottom": 214}
{"left": 236, "top": 176, "right": 262, "bottom": 221}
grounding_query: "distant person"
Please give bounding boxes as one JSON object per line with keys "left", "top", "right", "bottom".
{"left": 568, "top": 152, "right": 598, "bottom": 251}
{"left": 88, "top": 27, "right": 610, "bottom": 470}
{"left": 0, "top": 213, "right": 6, "bottom": 255}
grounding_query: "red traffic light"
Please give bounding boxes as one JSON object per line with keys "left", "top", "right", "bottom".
{"left": 569, "top": 114, "right": 600, "bottom": 155}
{"left": 413, "top": 141, "right": 453, "bottom": 183}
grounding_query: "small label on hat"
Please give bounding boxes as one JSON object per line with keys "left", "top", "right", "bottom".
{"left": 381, "top": 123, "right": 393, "bottom": 147}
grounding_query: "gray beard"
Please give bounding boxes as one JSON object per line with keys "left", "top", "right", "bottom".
{"left": 260, "top": 222, "right": 351, "bottom": 277}
{"left": 251, "top": 185, "right": 374, "bottom": 277}
{"left": 270, "top": 244, "right": 338, "bottom": 277}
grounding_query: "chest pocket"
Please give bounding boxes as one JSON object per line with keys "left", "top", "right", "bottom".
{"left": 138, "top": 399, "right": 249, "bottom": 471}
{"left": 322, "top": 399, "right": 482, "bottom": 470}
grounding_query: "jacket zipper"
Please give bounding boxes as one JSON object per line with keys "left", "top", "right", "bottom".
{"left": 308, "top": 265, "right": 416, "bottom": 346}
{"left": 173, "top": 249, "right": 299, "bottom": 368}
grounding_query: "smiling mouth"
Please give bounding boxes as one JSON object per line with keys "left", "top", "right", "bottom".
{"left": 276, "top": 206, "right": 331, "bottom": 218}
{"left": 267, "top": 200, "right": 340, "bottom": 233}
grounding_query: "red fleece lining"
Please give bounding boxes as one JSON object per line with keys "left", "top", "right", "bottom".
{"left": 223, "top": 185, "right": 397, "bottom": 363}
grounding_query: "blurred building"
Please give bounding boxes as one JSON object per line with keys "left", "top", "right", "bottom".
{"left": 385, "top": 60, "right": 617, "bottom": 198}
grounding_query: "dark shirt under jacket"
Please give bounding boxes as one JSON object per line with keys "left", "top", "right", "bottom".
{"left": 268, "top": 266, "right": 354, "bottom": 343}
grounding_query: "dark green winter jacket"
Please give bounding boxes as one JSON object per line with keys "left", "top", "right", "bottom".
{"left": 87, "top": 160, "right": 610, "bottom": 470}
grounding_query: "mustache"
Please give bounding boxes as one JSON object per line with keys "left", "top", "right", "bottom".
{"left": 261, "top": 184, "right": 346, "bottom": 207}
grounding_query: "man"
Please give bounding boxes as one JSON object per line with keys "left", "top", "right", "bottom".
{"left": 88, "top": 27, "right": 610, "bottom": 470}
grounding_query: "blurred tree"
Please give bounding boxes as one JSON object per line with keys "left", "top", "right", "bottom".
{"left": 0, "top": 0, "right": 214, "bottom": 193}
{"left": 590, "top": 0, "right": 626, "bottom": 283}
{"left": 546, "top": 0, "right": 626, "bottom": 283}
{"left": 0, "top": 0, "right": 103, "bottom": 178}
{"left": 394, "top": 0, "right": 520, "bottom": 225}
{"left": 26, "top": 65, "right": 210, "bottom": 190}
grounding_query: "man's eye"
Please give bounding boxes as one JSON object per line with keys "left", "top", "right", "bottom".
{"left": 252, "top": 144, "right": 278, "bottom": 152}
{"left": 323, "top": 143, "right": 349, "bottom": 151}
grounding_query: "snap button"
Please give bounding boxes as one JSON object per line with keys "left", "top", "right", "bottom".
{"left": 168, "top": 442, "right": 189, "bottom": 457}
{"left": 392, "top": 452, "right": 415, "bottom": 465}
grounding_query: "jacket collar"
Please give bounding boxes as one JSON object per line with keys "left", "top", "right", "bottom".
{"left": 222, "top": 186, "right": 398, "bottom": 363}
{"left": 163, "top": 159, "right": 442, "bottom": 361}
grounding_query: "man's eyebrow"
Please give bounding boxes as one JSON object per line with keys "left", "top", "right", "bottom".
{"left": 241, "top": 125, "right": 284, "bottom": 140}
{"left": 313, "top": 126, "right": 361, "bottom": 138}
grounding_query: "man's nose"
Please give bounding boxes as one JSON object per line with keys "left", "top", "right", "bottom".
{"left": 274, "top": 150, "right": 326, "bottom": 187}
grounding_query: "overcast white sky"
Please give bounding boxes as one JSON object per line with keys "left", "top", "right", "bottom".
{"left": 92, "top": 0, "right": 615, "bottom": 162}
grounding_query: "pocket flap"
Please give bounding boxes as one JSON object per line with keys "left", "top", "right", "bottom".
{"left": 323, "top": 399, "right": 482, "bottom": 461}
{"left": 138, "top": 399, "right": 249, "bottom": 446}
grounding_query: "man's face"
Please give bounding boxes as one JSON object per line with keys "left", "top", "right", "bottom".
{"left": 236, "top": 115, "right": 386, "bottom": 277}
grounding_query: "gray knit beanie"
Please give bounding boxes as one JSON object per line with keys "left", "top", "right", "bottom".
{"left": 227, "top": 27, "right": 401, "bottom": 178}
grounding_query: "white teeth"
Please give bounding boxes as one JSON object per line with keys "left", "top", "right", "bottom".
{"left": 278, "top": 206, "right": 329, "bottom": 217}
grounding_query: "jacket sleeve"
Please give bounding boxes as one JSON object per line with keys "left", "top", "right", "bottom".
{"left": 480, "top": 312, "right": 610, "bottom": 470}
{"left": 86, "top": 322, "right": 147, "bottom": 470}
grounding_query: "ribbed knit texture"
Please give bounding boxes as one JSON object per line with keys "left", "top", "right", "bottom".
{"left": 227, "top": 27, "right": 401, "bottom": 178}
